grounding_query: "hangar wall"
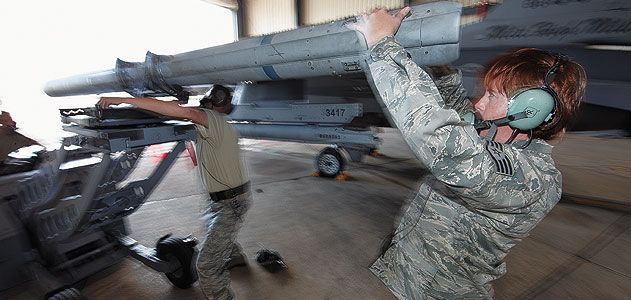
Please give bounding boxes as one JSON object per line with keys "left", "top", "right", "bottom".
{"left": 240, "top": 0, "right": 297, "bottom": 37}
{"left": 300, "top": 0, "right": 404, "bottom": 25}
{"left": 238, "top": 0, "right": 501, "bottom": 37}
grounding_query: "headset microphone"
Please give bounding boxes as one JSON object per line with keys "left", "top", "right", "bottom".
{"left": 473, "top": 53, "right": 566, "bottom": 144}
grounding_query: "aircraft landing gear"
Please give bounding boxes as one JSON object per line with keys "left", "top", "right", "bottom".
{"left": 314, "top": 144, "right": 377, "bottom": 178}
{"left": 315, "top": 147, "right": 346, "bottom": 177}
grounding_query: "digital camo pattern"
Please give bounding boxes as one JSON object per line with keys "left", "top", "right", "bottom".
{"left": 367, "top": 36, "right": 562, "bottom": 299}
{"left": 197, "top": 192, "right": 252, "bottom": 300}
{"left": 427, "top": 67, "right": 473, "bottom": 117}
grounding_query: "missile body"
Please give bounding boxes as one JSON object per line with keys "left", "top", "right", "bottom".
{"left": 44, "top": 2, "right": 461, "bottom": 99}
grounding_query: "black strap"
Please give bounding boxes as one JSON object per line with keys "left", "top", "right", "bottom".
{"left": 209, "top": 182, "right": 250, "bottom": 201}
{"left": 474, "top": 111, "right": 530, "bottom": 130}
{"left": 543, "top": 53, "right": 567, "bottom": 87}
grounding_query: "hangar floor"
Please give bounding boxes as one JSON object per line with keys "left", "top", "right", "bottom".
{"left": 3, "top": 129, "right": 630, "bottom": 300}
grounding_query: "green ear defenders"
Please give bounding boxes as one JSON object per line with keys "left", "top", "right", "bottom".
{"left": 505, "top": 87, "right": 556, "bottom": 130}
{"left": 505, "top": 54, "right": 565, "bottom": 131}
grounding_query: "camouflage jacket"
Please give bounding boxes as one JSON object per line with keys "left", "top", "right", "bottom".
{"left": 367, "top": 36, "right": 562, "bottom": 299}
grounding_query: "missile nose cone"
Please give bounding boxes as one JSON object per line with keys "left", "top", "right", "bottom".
{"left": 44, "top": 80, "right": 63, "bottom": 97}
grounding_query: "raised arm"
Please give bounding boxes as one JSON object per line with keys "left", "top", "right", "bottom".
{"left": 427, "top": 65, "right": 474, "bottom": 117}
{"left": 351, "top": 8, "right": 546, "bottom": 211}
{"left": 367, "top": 36, "right": 489, "bottom": 185}
{"left": 351, "top": 8, "right": 485, "bottom": 176}
{"left": 97, "top": 97, "right": 208, "bottom": 127}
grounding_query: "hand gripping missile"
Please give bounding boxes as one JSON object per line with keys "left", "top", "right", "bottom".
{"left": 44, "top": 1, "right": 461, "bottom": 100}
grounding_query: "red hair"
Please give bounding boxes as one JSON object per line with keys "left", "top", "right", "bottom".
{"left": 482, "top": 48, "right": 587, "bottom": 140}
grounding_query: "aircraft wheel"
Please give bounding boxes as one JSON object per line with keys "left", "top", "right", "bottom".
{"left": 156, "top": 236, "right": 199, "bottom": 289}
{"left": 315, "top": 147, "right": 345, "bottom": 177}
{"left": 45, "top": 287, "right": 86, "bottom": 300}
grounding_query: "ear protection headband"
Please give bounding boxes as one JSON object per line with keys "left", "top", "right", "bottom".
{"left": 504, "top": 53, "right": 565, "bottom": 131}
{"left": 201, "top": 85, "right": 231, "bottom": 107}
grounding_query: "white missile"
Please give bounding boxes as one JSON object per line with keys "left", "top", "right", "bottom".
{"left": 44, "top": 1, "right": 461, "bottom": 100}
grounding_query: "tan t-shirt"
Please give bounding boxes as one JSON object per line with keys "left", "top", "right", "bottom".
{"left": 194, "top": 109, "right": 247, "bottom": 193}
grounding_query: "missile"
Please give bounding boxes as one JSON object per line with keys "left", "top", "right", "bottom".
{"left": 44, "top": 1, "right": 461, "bottom": 100}
{"left": 233, "top": 123, "right": 379, "bottom": 148}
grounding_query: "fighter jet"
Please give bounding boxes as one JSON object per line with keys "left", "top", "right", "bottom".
{"left": 6, "top": 2, "right": 628, "bottom": 298}
{"left": 44, "top": 1, "right": 463, "bottom": 177}
{"left": 44, "top": 0, "right": 631, "bottom": 177}
{"left": 455, "top": 0, "right": 631, "bottom": 131}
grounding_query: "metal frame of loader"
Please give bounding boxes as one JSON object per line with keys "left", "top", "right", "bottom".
{"left": 0, "top": 107, "right": 200, "bottom": 299}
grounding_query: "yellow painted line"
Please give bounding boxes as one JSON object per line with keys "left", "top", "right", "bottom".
{"left": 609, "top": 165, "right": 631, "bottom": 173}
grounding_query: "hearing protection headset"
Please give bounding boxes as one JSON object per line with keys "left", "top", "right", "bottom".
{"left": 474, "top": 53, "right": 566, "bottom": 143}
{"left": 200, "top": 85, "right": 231, "bottom": 107}
{"left": 504, "top": 53, "right": 565, "bottom": 131}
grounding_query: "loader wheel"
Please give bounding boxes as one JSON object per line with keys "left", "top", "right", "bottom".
{"left": 315, "top": 147, "right": 345, "bottom": 177}
{"left": 45, "top": 287, "right": 86, "bottom": 300}
{"left": 156, "top": 236, "right": 199, "bottom": 289}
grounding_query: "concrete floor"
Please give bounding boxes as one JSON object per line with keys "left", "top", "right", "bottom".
{"left": 3, "top": 129, "right": 630, "bottom": 299}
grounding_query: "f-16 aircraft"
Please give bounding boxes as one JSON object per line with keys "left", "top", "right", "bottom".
{"left": 2, "top": 3, "right": 460, "bottom": 297}
{"left": 43, "top": 0, "right": 631, "bottom": 177}
{"left": 455, "top": 0, "right": 631, "bottom": 132}
{"left": 3, "top": 1, "right": 629, "bottom": 298}
{"left": 44, "top": 1, "right": 462, "bottom": 177}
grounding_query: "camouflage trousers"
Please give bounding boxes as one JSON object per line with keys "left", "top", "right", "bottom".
{"left": 197, "top": 191, "right": 251, "bottom": 300}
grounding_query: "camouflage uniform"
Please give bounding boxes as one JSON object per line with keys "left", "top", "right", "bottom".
{"left": 197, "top": 192, "right": 250, "bottom": 300}
{"left": 367, "top": 36, "right": 562, "bottom": 299}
